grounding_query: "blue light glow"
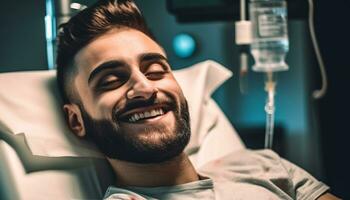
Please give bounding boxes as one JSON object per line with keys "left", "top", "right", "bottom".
{"left": 173, "top": 33, "right": 196, "bottom": 58}
{"left": 45, "top": 0, "right": 56, "bottom": 70}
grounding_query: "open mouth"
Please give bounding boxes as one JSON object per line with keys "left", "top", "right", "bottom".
{"left": 117, "top": 105, "right": 171, "bottom": 123}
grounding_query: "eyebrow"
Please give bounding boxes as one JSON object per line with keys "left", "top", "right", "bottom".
{"left": 139, "top": 53, "right": 168, "bottom": 63}
{"left": 88, "top": 60, "right": 124, "bottom": 85}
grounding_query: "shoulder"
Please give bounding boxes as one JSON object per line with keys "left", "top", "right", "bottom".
{"left": 198, "top": 149, "right": 286, "bottom": 179}
{"left": 199, "top": 149, "right": 330, "bottom": 200}
{"left": 239, "top": 149, "right": 282, "bottom": 162}
{"left": 224, "top": 148, "right": 282, "bottom": 162}
{"left": 204, "top": 148, "right": 283, "bottom": 168}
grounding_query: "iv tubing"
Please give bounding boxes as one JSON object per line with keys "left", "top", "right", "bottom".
{"left": 264, "top": 72, "right": 276, "bottom": 149}
{"left": 308, "top": 0, "right": 328, "bottom": 99}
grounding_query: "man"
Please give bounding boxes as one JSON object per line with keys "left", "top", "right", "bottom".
{"left": 56, "top": 0, "right": 340, "bottom": 199}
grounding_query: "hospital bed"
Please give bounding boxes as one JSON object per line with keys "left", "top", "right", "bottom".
{"left": 0, "top": 60, "right": 245, "bottom": 200}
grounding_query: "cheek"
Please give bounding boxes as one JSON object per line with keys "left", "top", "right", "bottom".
{"left": 75, "top": 78, "right": 98, "bottom": 115}
{"left": 157, "top": 78, "right": 185, "bottom": 100}
{"left": 93, "top": 89, "right": 127, "bottom": 120}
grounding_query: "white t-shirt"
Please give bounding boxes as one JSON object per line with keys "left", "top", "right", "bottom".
{"left": 104, "top": 149, "right": 329, "bottom": 200}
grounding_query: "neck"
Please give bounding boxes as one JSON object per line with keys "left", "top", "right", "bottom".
{"left": 108, "top": 152, "right": 199, "bottom": 187}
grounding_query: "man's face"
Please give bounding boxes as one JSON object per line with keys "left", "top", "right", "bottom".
{"left": 67, "top": 28, "right": 190, "bottom": 163}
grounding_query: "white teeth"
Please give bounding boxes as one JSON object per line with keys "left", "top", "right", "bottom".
{"left": 127, "top": 108, "right": 165, "bottom": 122}
{"left": 151, "top": 110, "right": 157, "bottom": 116}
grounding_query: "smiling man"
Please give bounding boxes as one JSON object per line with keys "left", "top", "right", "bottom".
{"left": 68, "top": 29, "right": 191, "bottom": 165}
{"left": 56, "top": 0, "right": 340, "bottom": 199}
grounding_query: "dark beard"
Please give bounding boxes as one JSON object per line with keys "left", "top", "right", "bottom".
{"left": 79, "top": 96, "right": 191, "bottom": 164}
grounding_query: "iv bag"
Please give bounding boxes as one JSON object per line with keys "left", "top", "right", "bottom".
{"left": 249, "top": 0, "right": 289, "bottom": 72}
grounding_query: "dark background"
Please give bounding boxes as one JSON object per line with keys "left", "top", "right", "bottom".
{"left": 0, "top": 0, "right": 348, "bottom": 198}
{"left": 313, "top": 0, "right": 350, "bottom": 198}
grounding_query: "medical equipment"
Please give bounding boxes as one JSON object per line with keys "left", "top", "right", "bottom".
{"left": 236, "top": 0, "right": 289, "bottom": 149}
{"left": 235, "top": 0, "right": 327, "bottom": 148}
{"left": 235, "top": 0, "right": 251, "bottom": 94}
{"left": 45, "top": 0, "right": 87, "bottom": 70}
{"left": 250, "top": 0, "right": 289, "bottom": 149}
{"left": 307, "top": 0, "right": 327, "bottom": 99}
{"left": 249, "top": 0, "right": 289, "bottom": 72}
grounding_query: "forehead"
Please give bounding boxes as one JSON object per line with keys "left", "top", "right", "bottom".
{"left": 74, "top": 28, "right": 165, "bottom": 78}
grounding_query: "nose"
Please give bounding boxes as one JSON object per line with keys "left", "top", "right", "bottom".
{"left": 126, "top": 71, "right": 158, "bottom": 100}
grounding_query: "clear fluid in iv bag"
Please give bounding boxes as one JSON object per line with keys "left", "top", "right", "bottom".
{"left": 249, "top": 0, "right": 289, "bottom": 72}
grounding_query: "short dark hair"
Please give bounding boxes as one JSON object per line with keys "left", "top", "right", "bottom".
{"left": 56, "top": 0, "right": 153, "bottom": 104}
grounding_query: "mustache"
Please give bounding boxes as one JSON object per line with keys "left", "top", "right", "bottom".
{"left": 113, "top": 95, "right": 177, "bottom": 118}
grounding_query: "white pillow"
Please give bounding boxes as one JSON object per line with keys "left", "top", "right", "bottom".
{"left": 0, "top": 60, "right": 243, "bottom": 161}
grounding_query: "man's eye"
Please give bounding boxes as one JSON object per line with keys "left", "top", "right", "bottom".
{"left": 145, "top": 63, "right": 168, "bottom": 80}
{"left": 98, "top": 75, "right": 122, "bottom": 88}
{"left": 146, "top": 71, "right": 166, "bottom": 80}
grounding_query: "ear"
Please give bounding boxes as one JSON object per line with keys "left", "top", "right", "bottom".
{"left": 63, "top": 104, "right": 86, "bottom": 137}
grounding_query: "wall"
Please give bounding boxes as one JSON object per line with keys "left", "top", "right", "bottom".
{"left": 315, "top": 1, "right": 350, "bottom": 198}
{"left": 0, "top": 0, "right": 47, "bottom": 72}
